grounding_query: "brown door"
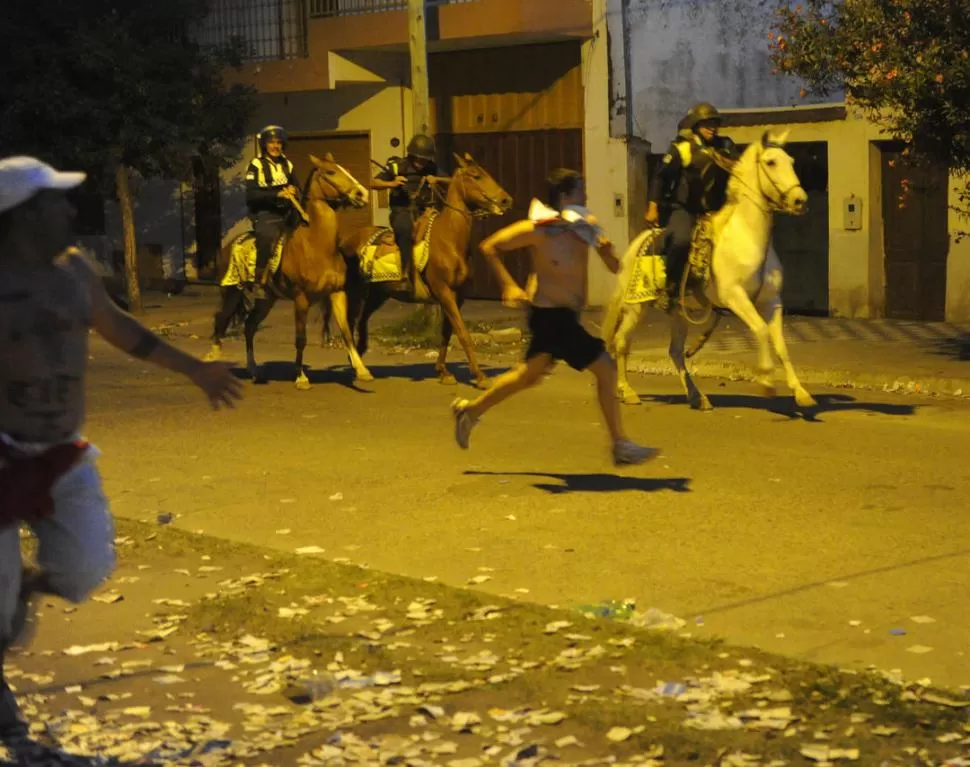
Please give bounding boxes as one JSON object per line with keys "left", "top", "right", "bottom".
{"left": 435, "top": 129, "right": 584, "bottom": 299}
{"left": 880, "top": 144, "right": 949, "bottom": 320}
{"left": 286, "top": 133, "right": 373, "bottom": 242}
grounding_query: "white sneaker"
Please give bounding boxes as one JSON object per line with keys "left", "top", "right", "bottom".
{"left": 451, "top": 398, "right": 477, "bottom": 449}
{"left": 612, "top": 439, "right": 660, "bottom": 466}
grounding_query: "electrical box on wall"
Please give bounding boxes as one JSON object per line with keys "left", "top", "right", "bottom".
{"left": 843, "top": 194, "right": 863, "bottom": 230}
{"left": 613, "top": 194, "right": 625, "bottom": 218}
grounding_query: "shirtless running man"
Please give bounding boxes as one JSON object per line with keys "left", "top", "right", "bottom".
{"left": 450, "top": 168, "right": 658, "bottom": 466}
{"left": 0, "top": 156, "right": 243, "bottom": 738}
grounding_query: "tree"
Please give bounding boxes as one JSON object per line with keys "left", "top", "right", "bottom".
{"left": 0, "top": 0, "right": 257, "bottom": 312}
{"left": 769, "top": 0, "right": 970, "bottom": 232}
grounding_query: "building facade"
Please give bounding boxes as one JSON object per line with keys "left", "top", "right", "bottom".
{"left": 104, "top": 0, "right": 970, "bottom": 319}
{"left": 609, "top": 0, "right": 970, "bottom": 321}
{"left": 105, "top": 0, "right": 647, "bottom": 306}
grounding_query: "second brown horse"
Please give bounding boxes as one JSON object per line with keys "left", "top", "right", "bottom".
{"left": 338, "top": 152, "right": 513, "bottom": 388}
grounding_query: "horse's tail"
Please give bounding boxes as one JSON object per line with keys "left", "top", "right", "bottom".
{"left": 685, "top": 310, "right": 722, "bottom": 359}
{"left": 601, "top": 230, "right": 652, "bottom": 349}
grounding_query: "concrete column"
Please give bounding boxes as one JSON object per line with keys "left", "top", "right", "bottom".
{"left": 583, "top": 0, "right": 633, "bottom": 307}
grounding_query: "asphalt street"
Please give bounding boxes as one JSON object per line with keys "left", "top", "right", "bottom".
{"left": 84, "top": 329, "right": 970, "bottom": 690}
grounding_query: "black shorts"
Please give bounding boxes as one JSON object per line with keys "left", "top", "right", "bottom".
{"left": 525, "top": 306, "right": 605, "bottom": 371}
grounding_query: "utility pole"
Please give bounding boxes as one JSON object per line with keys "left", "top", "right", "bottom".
{"left": 408, "top": 0, "right": 430, "bottom": 135}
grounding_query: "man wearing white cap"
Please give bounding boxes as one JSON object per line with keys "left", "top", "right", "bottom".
{"left": 0, "top": 156, "right": 243, "bottom": 737}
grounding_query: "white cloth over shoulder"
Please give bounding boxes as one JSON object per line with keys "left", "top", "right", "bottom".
{"left": 527, "top": 199, "right": 603, "bottom": 246}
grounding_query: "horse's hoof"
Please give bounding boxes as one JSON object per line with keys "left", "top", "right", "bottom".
{"left": 693, "top": 395, "right": 714, "bottom": 412}
{"left": 355, "top": 370, "right": 375, "bottom": 383}
{"left": 795, "top": 390, "right": 818, "bottom": 409}
{"left": 439, "top": 374, "right": 458, "bottom": 386}
{"left": 472, "top": 377, "right": 491, "bottom": 390}
{"left": 295, "top": 376, "right": 312, "bottom": 391}
{"left": 203, "top": 346, "right": 221, "bottom": 362}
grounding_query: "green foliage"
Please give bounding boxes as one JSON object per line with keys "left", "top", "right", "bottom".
{"left": 0, "top": 0, "right": 257, "bottom": 184}
{"left": 769, "top": 0, "right": 970, "bottom": 229}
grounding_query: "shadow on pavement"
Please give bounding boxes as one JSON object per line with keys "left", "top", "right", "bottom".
{"left": 638, "top": 392, "right": 917, "bottom": 421}
{"left": 0, "top": 735, "right": 143, "bottom": 766}
{"left": 464, "top": 470, "right": 691, "bottom": 495}
{"left": 229, "top": 361, "right": 372, "bottom": 393}
{"left": 930, "top": 332, "right": 970, "bottom": 361}
{"left": 350, "top": 362, "right": 511, "bottom": 385}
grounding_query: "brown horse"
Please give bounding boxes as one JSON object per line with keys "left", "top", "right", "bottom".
{"left": 207, "top": 153, "right": 374, "bottom": 389}
{"left": 338, "top": 153, "right": 512, "bottom": 388}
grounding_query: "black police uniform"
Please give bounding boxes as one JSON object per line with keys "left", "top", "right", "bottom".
{"left": 245, "top": 154, "right": 299, "bottom": 282}
{"left": 376, "top": 155, "right": 439, "bottom": 279}
{"left": 649, "top": 129, "right": 739, "bottom": 288}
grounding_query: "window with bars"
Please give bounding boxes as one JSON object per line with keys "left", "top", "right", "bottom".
{"left": 309, "top": 0, "right": 476, "bottom": 19}
{"left": 197, "top": 0, "right": 308, "bottom": 61}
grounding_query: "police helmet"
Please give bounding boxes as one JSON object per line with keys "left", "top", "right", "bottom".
{"left": 682, "top": 103, "right": 722, "bottom": 131}
{"left": 406, "top": 134, "right": 436, "bottom": 162}
{"left": 258, "top": 125, "right": 288, "bottom": 154}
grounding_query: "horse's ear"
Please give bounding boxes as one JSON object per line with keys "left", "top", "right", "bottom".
{"left": 762, "top": 128, "right": 790, "bottom": 148}
{"left": 453, "top": 152, "right": 467, "bottom": 168}
{"left": 309, "top": 154, "right": 324, "bottom": 168}
{"left": 323, "top": 152, "right": 335, "bottom": 162}
{"left": 463, "top": 152, "right": 475, "bottom": 164}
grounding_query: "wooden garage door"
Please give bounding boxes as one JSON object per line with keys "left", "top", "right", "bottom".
{"left": 436, "top": 129, "right": 584, "bottom": 300}
{"left": 286, "top": 133, "right": 373, "bottom": 241}
{"left": 880, "top": 143, "right": 949, "bottom": 321}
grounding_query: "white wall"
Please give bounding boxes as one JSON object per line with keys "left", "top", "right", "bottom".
{"left": 584, "top": 0, "right": 632, "bottom": 307}
{"left": 624, "top": 0, "right": 828, "bottom": 146}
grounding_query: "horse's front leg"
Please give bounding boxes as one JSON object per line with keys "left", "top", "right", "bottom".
{"left": 293, "top": 292, "right": 312, "bottom": 390}
{"left": 330, "top": 290, "right": 374, "bottom": 383}
{"left": 246, "top": 298, "right": 275, "bottom": 384}
{"left": 613, "top": 303, "right": 644, "bottom": 405}
{"left": 721, "top": 285, "right": 775, "bottom": 396}
{"left": 669, "top": 310, "right": 712, "bottom": 410}
{"left": 763, "top": 301, "right": 816, "bottom": 408}
{"left": 432, "top": 282, "right": 488, "bottom": 388}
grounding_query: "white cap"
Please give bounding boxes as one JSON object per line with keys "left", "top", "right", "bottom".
{"left": 0, "top": 156, "right": 86, "bottom": 215}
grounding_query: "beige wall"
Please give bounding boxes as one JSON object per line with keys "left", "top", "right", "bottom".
{"left": 220, "top": 81, "right": 412, "bottom": 240}
{"left": 946, "top": 178, "right": 970, "bottom": 321}
{"left": 582, "top": 0, "right": 633, "bottom": 307}
{"left": 722, "top": 111, "right": 885, "bottom": 319}
{"left": 721, "top": 110, "right": 970, "bottom": 321}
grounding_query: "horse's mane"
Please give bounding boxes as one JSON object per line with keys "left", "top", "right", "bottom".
{"left": 300, "top": 167, "right": 316, "bottom": 208}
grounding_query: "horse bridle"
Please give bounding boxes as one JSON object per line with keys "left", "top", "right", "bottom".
{"left": 428, "top": 167, "right": 503, "bottom": 220}
{"left": 732, "top": 142, "right": 805, "bottom": 214}
{"left": 306, "top": 166, "right": 360, "bottom": 208}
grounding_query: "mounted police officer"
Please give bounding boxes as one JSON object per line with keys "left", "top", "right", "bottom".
{"left": 372, "top": 134, "right": 450, "bottom": 287}
{"left": 246, "top": 125, "right": 300, "bottom": 286}
{"left": 645, "top": 102, "right": 741, "bottom": 290}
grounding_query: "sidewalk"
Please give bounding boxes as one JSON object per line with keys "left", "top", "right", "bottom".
{"left": 135, "top": 286, "right": 970, "bottom": 397}
{"left": 5, "top": 519, "right": 969, "bottom": 766}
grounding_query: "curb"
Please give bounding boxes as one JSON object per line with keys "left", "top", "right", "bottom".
{"left": 627, "top": 352, "right": 970, "bottom": 399}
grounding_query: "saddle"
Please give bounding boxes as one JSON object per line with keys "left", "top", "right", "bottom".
{"left": 221, "top": 231, "right": 288, "bottom": 297}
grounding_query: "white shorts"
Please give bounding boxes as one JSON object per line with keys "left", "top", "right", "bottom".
{"left": 0, "top": 438, "right": 115, "bottom": 644}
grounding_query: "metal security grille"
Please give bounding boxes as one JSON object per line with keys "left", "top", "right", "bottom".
{"left": 198, "top": 0, "right": 308, "bottom": 61}
{"left": 309, "top": 0, "right": 476, "bottom": 18}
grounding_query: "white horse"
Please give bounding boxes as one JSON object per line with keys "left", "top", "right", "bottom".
{"left": 602, "top": 127, "right": 816, "bottom": 411}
